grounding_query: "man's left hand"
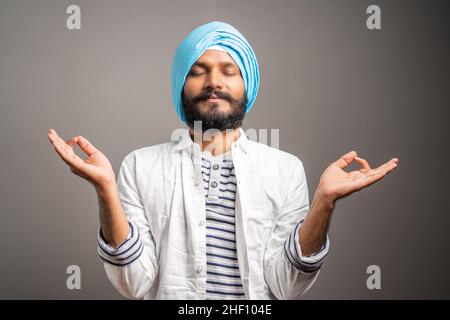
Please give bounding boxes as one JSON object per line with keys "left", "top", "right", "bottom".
{"left": 316, "top": 151, "right": 399, "bottom": 205}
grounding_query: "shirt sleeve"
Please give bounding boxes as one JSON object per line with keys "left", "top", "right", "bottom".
{"left": 263, "top": 156, "right": 330, "bottom": 300}
{"left": 97, "top": 220, "right": 144, "bottom": 266}
{"left": 97, "top": 153, "right": 159, "bottom": 299}
{"left": 284, "top": 219, "right": 330, "bottom": 272}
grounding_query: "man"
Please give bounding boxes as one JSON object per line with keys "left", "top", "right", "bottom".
{"left": 48, "top": 21, "right": 398, "bottom": 299}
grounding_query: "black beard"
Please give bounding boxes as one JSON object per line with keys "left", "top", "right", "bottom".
{"left": 182, "top": 88, "right": 247, "bottom": 131}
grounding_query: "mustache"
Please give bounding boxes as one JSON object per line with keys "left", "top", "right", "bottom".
{"left": 192, "top": 89, "right": 234, "bottom": 103}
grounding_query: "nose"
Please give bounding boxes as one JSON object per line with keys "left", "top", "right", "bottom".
{"left": 204, "top": 68, "right": 224, "bottom": 90}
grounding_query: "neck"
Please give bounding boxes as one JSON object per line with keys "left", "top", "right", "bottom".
{"left": 189, "top": 128, "right": 241, "bottom": 156}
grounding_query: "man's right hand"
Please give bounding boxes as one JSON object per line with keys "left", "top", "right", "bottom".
{"left": 48, "top": 128, "right": 115, "bottom": 190}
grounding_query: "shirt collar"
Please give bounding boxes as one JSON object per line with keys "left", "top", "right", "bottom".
{"left": 174, "top": 127, "right": 249, "bottom": 155}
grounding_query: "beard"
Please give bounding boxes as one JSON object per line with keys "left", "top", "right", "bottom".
{"left": 182, "top": 88, "right": 248, "bottom": 131}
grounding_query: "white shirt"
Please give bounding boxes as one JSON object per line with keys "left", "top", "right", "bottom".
{"left": 97, "top": 127, "right": 330, "bottom": 299}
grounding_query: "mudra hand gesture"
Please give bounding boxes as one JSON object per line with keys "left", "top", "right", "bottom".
{"left": 318, "top": 150, "right": 399, "bottom": 205}
{"left": 47, "top": 129, "right": 115, "bottom": 189}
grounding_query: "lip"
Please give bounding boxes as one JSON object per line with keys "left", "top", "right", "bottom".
{"left": 205, "top": 96, "right": 223, "bottom": 101}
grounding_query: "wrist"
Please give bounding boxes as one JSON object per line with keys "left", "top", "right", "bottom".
{"left": 95, "top": 181, "right": 117, "bottom": 197}
{"left": 312, "top": 186, "right": 335, "bottom": 212}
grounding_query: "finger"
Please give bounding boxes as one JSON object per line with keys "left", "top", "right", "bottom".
{"left": 364, "top": 161, "right": 398, "bottom": 184}
{"left": 364, "top": 165, "right": 388, "bottom": 180}
{"left": 371, "top": 164, "right": 395, "bottom": 181}
{"left": 48, "top": 129, "right": 67, "bottom": 151}
{"left": 384, "top": 161, "right": 398, "bottom": 174}
{"left": 49, "top": 129, "right": 71, "bottom": 149}
{"left": 347, "top": 159, "right": 398, "bottom": 192}
{"left": 76, "top": 135, "right": 99, "bottom": 157}
{"left": 354, "top": 156, "right": 371, "bottom": 170}
{"left": 384, "top": 158, "right": 398, "bottom": 169}
{"left": 48, "top": 128, "right": 60, "bottom": 144}
{"left": 48, "top": 131, "right": 83, "bottom": 167}
{"left": 66, "top": 136, "right": 79, "bottom": 147}
{"left": 373, "top": 160, "right": 398, "bottom": 175}
{"left": 334, "top": 150, "right": 357, "bottom": 169}
{"left": 49, "top": 131, "right": 70, "bottom": 154}
{"left": 48, "top": 128, "right": 62, "bottom": 141}
{"left": 352, "top": 169, "right": 386, "bottom": 190}
{"left": 52, "top": 141, "right": 83, "bottom": 168}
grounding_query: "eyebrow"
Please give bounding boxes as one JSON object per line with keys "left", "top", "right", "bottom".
{"left": 191, "top": 61, "right": 238, "bottom": 69}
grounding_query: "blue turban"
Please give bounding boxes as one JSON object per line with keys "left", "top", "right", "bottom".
{"left": 171, "top": 21, "right": 260, "bottom": 124}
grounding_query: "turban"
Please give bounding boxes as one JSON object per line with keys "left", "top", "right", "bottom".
{"left": 171, "top": 21, "right": 260, "bottom": 124}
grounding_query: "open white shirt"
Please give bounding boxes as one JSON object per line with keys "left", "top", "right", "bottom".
{"left": 97, "top": 127, "right": 330, "bottom": 299}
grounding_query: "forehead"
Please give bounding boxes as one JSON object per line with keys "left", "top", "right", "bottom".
{"left": 193, "top": 49, "right": 239, "bottom": 67}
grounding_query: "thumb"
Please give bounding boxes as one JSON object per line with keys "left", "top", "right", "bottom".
{"left": 334, "top": 150, "right": 357, "bottom": 169}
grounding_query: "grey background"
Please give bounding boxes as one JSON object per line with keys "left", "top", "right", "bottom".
{"left": 0, "top": 0, "right": 449, "bottom": 299}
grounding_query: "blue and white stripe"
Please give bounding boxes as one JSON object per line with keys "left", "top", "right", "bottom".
{"left": 202, "top": 154, "right": 245, "bottom": 300}
{"left": 284, "top": 219, "right": 330, "bottom": 272}
{"left": 97, "top": 221, "right": 144, "bottom": 267}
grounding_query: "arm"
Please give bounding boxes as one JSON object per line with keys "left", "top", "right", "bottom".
{"left": 96, "top": 184, "right": 129, "bottom": 248}
{"left": 263, "top": 157, "right": 328, "bottom": 300}
{"left": 299, "top": 150, "right": 398, "bottom": 256}
{"left": 48, "top": 129, "right": 158, "bottom": 299}
{"left": 264, "top": 151, "right": 398, "bottom": 299}
{"left": 48, "top": 128, "right": 129, "bottom": 245}
{"left": 298, "top": 189, "right": 333, "bottom": 257}
{"left": 97, "top": 156, "right": 159, "bottom": 299}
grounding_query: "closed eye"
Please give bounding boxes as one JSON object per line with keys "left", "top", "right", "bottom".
{"left": 224, "top": 70, "right": 238, "bottom": 76}
{"left": 189, "top": 71, "right": 202, "bottom": 76}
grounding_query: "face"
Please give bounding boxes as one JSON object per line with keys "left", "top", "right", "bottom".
{"left": 182, "top": 49, "right": 247, "bottom": 131}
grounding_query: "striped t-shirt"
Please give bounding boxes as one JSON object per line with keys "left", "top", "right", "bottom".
{"left": 201, "top": 150, "right": 245, "bottom": 300}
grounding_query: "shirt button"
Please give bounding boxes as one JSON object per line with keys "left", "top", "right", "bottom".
{"left": 211, "top": 181, "right": 218, "bottom": 188}
{"left": 198, "top": 220, "right": 204, "bottom": 226}
{"left": 213, "top": 164, "right": 219, "bottom": 170}
{"left": 196, "top": 267, "right": 203, "bottom": 274}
